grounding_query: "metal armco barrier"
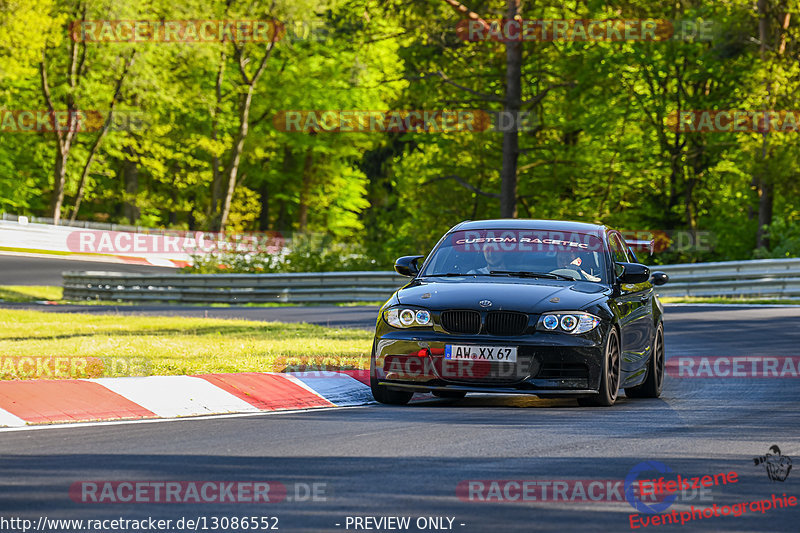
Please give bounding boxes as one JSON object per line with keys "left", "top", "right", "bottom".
{"left": 655, "top": 258, "right": 800, "bottom": 299}
{"left": 63, "top": 258, "right": 800, "bottom": 303}
{"left": 62, "top": 271, "right": 410, "bottom": 303}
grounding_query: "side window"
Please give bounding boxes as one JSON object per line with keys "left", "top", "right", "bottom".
{"left": 608, "top": 233, "right": 630, "bottom": 264}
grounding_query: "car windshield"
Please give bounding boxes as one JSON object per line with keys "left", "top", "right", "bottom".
{"left": 420, "top": 229, "right": 608, "bottom": 283}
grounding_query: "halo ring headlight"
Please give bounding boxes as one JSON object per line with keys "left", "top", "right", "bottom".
{"left": 399, "top": 309, "right": 416, "bottom": 326}
{"left": 538, "top": 312, "right": 600, "bottom": 334}
{"left": 560, "top": 314, "right": 578, "bottom": 331}
{"left": 543, "top": 315, "right": 559, "bottom": 330}
{"left": 415, "top": 310, "right": 431, "bottom": 325}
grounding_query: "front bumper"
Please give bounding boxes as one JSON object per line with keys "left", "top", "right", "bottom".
{"left": 372, "top": 328, "right": 607, "bottom": 397}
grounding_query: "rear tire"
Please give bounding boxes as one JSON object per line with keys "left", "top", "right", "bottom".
{"left": 625, "top": 323, "right": 664, "bottom": 398}
{"left": 578, "top": 328, "right": 621, "bottom": 407}
{"left": 432, "top": 390, "right": 467, "bottom": 399}
{"left": 370, "top": 358, "right": 413, "bottom": 405}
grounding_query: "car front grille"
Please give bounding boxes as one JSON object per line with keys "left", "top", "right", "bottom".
{"left": 440, "top": 310, "right": 481, "bottom": 335}
{"left": 485, "top": 311, "right": 529, "bottom": 336}
{"left": 439, "top": 310, "right": 530, "bottom": 335}
{"left": 535, "top": 362, "right": 589, "bottom": 380}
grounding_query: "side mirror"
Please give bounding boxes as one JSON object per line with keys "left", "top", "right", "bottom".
{"left": 394, "top": 255, "right": 424, "bottom": 277}
{"left": 616, "top": 262, "right": 650, "bottom": 284}
{"left": 650, "top": 271, "right": 669, "bottom": 286}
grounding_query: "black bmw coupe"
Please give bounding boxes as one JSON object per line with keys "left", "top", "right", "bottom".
{"left": 370, "top": 219, "right": 669, "bottom": 407}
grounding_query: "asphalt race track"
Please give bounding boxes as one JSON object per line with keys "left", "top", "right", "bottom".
{"left": 0, "top": 254, "right": 177, "bottom": 286}
{"left": 1, "top": 305, "right": 798, "bottom": 532}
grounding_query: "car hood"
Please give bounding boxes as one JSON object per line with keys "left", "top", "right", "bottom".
{"left": 396, "top": 277, "right": 609, "bottom": 313}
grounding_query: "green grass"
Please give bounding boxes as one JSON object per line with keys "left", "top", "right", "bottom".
{"left": 0, "top": 309, "right": 372, "bottom": 379}
{"left": 0, "top": 285, "right": 63, "bottom": 302}
{"left": 661, "top": 296, "right": 800, "bottom": 305}
{"left": 0, "top": 285, "right": 383, "bottom": 307}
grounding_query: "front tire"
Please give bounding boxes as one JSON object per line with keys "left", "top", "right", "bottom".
{"left": 370, "top": 357, "right": 413, "bottom": 405}
{"left": 578, "top": 328, "right": 621, "bottom": 407}
{"left": 625, "top": 323, "right": 664, "bottom": 398}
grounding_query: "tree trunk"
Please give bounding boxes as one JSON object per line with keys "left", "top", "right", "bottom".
{"left": 258, "top": 181, "right": 270, "bottom": 231}
{"left": 275, "top": 199, "right": 288, "bottom": 232}
{"left": 208, "top": 52, "right": 226, "bottom": 222}
{"left": 297, "top": 147, "right": 314, "bottom": 231}
{"left": 218, "top": 86, "right": 255, "bottom": 230}
{"left": 122, "top": 151, "right": 139, "bottom": 224}
{"left": 755, "top": 0, "right": 773, "bottom": 249}
{"left": 500, "top": 0, "right": 522, "bottom": 218}
{"left": 68, "top": 51, "right": 135, "bottom": 222}
{"left": 216, "top": 41, "right": 277, "bottom": 230}
{"left": 757, "top": 180, "right": 773, "bottom": 248}
{"left": 50, "top": 150, "right": 69, "bottom": 224}
{"left": 40, "top": 52, "right": 77, "bottom": 225}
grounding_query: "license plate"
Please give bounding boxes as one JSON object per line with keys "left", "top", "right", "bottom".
{"left": 444, "top": 345, "right": 517, "bottom": 362}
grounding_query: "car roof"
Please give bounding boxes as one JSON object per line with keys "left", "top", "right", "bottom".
{"left": 451, "top": 219, "right": 608, "bottom": 237}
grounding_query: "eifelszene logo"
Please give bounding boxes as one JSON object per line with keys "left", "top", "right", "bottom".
{"left": 754, "top": 445, "right": 792, "bottom": 482}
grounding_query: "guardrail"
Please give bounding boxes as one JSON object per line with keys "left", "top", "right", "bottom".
{"left": 63, "top": 271, "right": 409, "bottom": 303}
{"left": 62, "top": 258, "right": 800, "bottom": 303}
{"left": 655, "top": 258, "right": 800, "bottom": 299}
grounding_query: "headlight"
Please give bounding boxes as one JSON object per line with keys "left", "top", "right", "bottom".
{"left": 385, "top": 307, "right": 433, "bottom": 328}
{"left": 399, "top": 309, "right": 415, "bottom": 326}
{"left": 537, "top": 312, "right": 600, "bottom": 334}
{"left": 560, "top": 315, "right": 577, "bottom": 331}
{"left": 415, "top": 310, "right": 431, "bottom": 325}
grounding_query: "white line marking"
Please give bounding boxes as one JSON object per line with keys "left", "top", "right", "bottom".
{"left": 0, "top": 405, "right": 370, "bottom": 433}
{"left": 0, "top": 407, "right": 26, "bottom": 427}
{"left": 85, "top": 375, "right": 261, "bottom": 417}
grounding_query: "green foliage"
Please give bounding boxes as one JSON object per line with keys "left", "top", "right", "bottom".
{"left": 0, "top": 0, "right": 62, "bottom": 83}
{"left": 185, "top": 233, "right": 386, "bottom": 273}
{"left": 0, "top": 0, "right": 798, "bottom": 267}
{"left": 755, "top": 217, "right": 800, "bottom": 259}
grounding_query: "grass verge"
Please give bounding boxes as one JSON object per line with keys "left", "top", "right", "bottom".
{"left": 0, "top": 309, "right": 372, "bottom": 379}
{"left": 0, "top": 285, "right": 63, "bottom": 302}
{"left": 0, "top": 285, "right": 383, "bottom": 307}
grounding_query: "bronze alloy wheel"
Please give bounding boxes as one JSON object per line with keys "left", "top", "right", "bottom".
{"left": 578, "top": 328, "right": 620, "bottom": 407}
{"left": 625, "top": 323, "right": 665, "bottom": 398}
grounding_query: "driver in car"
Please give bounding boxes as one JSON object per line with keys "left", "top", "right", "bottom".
{"left": 552, "top": 249, "right": 601, "bottom": 282}
{"left": 468, "top": 244, "right": 507, "bottom": 274}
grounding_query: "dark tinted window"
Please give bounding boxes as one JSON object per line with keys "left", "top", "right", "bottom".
{"left": 421, "top": 229, "right": 608, "bottom": 283}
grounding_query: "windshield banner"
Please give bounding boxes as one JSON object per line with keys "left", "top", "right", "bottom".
{"left": 449, "top": 230, "right": 604, "bottom": 253}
